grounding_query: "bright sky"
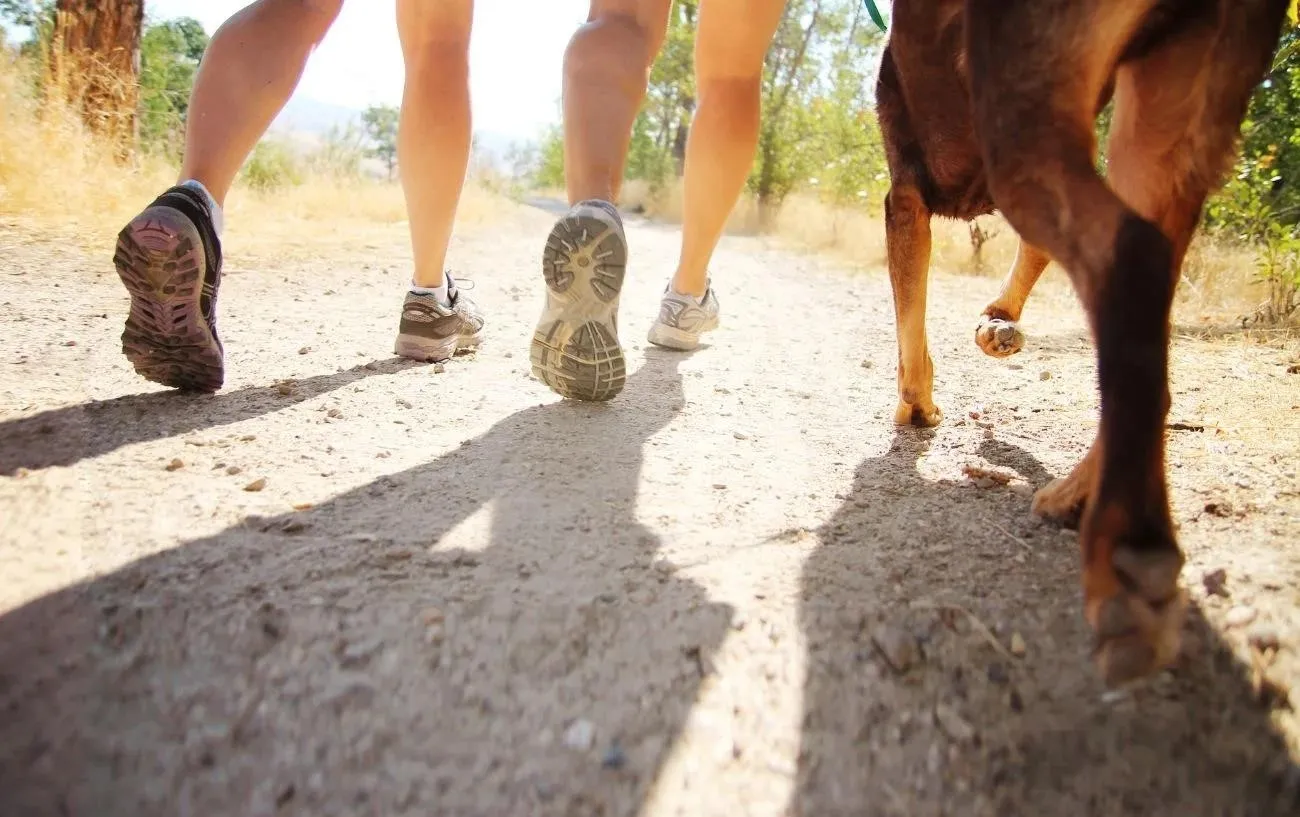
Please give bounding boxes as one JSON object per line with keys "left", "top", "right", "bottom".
{"left": 147, "top": 0, "right": 588, "bottom": 140}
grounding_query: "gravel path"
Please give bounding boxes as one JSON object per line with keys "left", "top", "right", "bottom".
{"left": 2, "top": 198, "right": 1298, "bottom": 816}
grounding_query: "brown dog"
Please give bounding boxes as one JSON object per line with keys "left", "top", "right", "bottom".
{"left": 877, "top": 0, "right": 1290, "bottom": 685}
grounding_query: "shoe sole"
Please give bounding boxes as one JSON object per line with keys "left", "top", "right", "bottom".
{"left": 530, "top": 206, "right": 627, "bottom": 401}
{"left": 394, "top": 330, "right": 483, "bottom": 363}
{"left": 113, "top": 207, "right": 223, "bottom": 392}
{"left": 647, "top": 317, "right": 719, "bottom": 351}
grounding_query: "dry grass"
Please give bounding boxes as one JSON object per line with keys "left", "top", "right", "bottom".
{"left": 620, "top": 175, "right": 1278, "bottom": 328}
{"left": 0, "top": 50, "right": 520, "bottom": 261}
{"left": 0, "top": 50, "right": 172, "bottom": 236}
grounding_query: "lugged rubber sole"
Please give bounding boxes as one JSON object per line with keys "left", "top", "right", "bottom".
{"left": 647, "top": 314, "right": 719, "bottom": 351}
{"left": 394, "top": 330, "right": 483, "bottom": 363}
{"left": 113, "top": 207, "right": 224, "bottom": 392}
{"left": 530, "top": 205, "right": 627, "bottom": 402}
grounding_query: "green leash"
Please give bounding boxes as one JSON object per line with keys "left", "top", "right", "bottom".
{"left": 864, "top": 0, "right": 887, "bottom": 32}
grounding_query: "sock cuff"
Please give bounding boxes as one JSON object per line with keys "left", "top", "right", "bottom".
{"left": 179, "top": 179, "right": 224, "bottom": 237}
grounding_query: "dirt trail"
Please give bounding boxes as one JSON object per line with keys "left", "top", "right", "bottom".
{"left": 2, "top": 199, "right": 1299, "bottom": 817}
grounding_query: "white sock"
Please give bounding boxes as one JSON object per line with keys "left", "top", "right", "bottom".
{"left": 179, "top": 179, "right": 224, "bottom": 237}
{"left": 671, "top": 284, "right": 707, "bottom": 305}
{"left": 410, "top": 279, "right": 451, "bottom": 306}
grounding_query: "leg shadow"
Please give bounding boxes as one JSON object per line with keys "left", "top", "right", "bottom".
{"left": 793, "top": 429, "right": 1297, "bottom": 816}
{"left": 0, "top": 358, "right": 420, "bottom": 475}
{"left": 0, "top": 350, "right": 732, "bottom": 816}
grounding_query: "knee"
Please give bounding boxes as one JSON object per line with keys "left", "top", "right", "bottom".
{"left": 404, "top": 36, "right": 471, "bottom": 78}
{"left": 565, "top": 12, "right": 655, "bottom": 81}
{"left": 287, "top": 0, "right": 344, "bottom": 23}
{"left": 695, "top": 74, "right": 762, "bottom": 111}
{"left": 265, "top": 0, "right": 343, "bottom": 43}
{"left": 885, "top": 185, "right": 927, "bottom": 226}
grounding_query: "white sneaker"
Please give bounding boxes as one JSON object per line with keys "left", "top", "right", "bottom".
{"left": 647, "top": 283, "right": 720, "bottom": 351}
{"left": 529, "top": 199, "right": 628, "bottom": 401}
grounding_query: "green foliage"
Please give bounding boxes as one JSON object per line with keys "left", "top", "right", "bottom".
{"left": 305, "top": 122, "right": 367, "bottom": 179}
{"left": 1202, "top": 24, "right": 1300, "bottom": 321}
{"left": 361, "top": 103, "right": 399, "bottom": 179}
{"left": 0, "top": 1, "right": 55, "bottom": 58}
{"left": 532, "top": 123, "right": 565, "bottom": 189}
{"left": 604, "top": 0, "right": 886, "bottom": 216}
{"left": 750, "top": 0, "right": 885, "bottom": 215}
{"left": 625, "top": 0, "right": 696, "bottom": 189}
{"left": 240, "top": 139, "right": 303, "bottom": 192}
{"left": 137, "top": 16, "right": 208, "bottom": 156}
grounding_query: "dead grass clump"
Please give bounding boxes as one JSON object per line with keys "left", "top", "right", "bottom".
{"left": 1, "top": 48, "right": 524, "bottom": 258}
{"left": 0, "top": 47, "right": 171, "bottom": 237}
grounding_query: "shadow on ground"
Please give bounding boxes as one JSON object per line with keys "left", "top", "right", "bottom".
{"left": 0, "top": 351, "right": 732, "bottom": 816}
{"left": 792, "top": 428, "right": 1299, "bottom": 817}
{"left": 0, "top": 358, "right": 419, "bottom": 475}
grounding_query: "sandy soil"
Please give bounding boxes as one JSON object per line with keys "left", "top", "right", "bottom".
{"left": 2, "top": 197, "right": 1299, "bottom": 817}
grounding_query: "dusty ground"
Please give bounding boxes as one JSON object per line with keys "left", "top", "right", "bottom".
{"left": 2, "top": 196, "right": 1299, "bottom": 817}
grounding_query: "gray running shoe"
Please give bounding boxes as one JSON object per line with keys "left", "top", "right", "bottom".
{"left": 530, "top": 200, "right": 628, "bottom": 401}
{"left": 394, "top": 274, "right": 484, "bottom": 362}
{"left": 647, "top": 282, "right": 720, "bottom": 351}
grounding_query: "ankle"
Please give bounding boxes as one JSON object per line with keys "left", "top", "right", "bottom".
{"left": 669, "top": 276, "right": 708, "bottom": 300}
{"left": 179, "top": 179, "right": 224, "bottom": 237}
{"left": 410, "top": 277, "right": 452, "bottom": 306}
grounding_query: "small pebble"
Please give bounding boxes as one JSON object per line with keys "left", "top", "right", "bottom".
{"left": 424, "top": 622, "right": 445, "bottom": 645}
{"left": 244, "top": 478, "right": 268, "bottom": 492}
{"left": 327, "top": 408, "right": 343, "bottom": 419}
{"left": 602, "top": 742, "right": 627, "bottom": 770}
{"left": 861, "top": 360, "right": 874, "bottom": 369}
{"left": 226, "top": 465, "right": 243, "bottom": 476}
{"left": 986, "top": 662, "right": 1010, "bottom": 685}
{"left": 563, "top": 719, "right": 596, "bottom": 752}
{"left": 653, "top": 559, "right": 678, "bottom": 576}
{"left": 1039, "top": 370, "right": 1052, "bottom": 381}
{"left": 292, "top": 502, "right": 314, "bottom": 511}
{"left": 713, "top": 483, "right": 728, "bottom": 490}
{"left": 934, "top": 704, "right": 975, "bottom": 742}
{"left": 733, "top": 431, "right": 749, "bottom": 440}
{"left": 1225, "top": 605, "right": 1258, "bottom": 628}
{"left": 396, "top": 398, "right": 413, "bottom": 409}
{"left": 434, "top": 363, "right": 447, "bottom": 374}
{"left": 298, "top": 346, "right": 311, "bottom": 355}
{"left": 1009, "top": 632, "right": 1027, "bottom": 658}
{"left": 873, "top": 623, "right": 918, "bottom": 673}
{"left": 164, "top": 458, "right": 184, "bottom": 472}
{"left": 1202, "top": 567, "right": 1229, "bottom": 597}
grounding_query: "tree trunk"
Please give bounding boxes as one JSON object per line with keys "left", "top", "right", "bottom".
{"left": 50, "top": 0, "right": 145, "bottom": 159}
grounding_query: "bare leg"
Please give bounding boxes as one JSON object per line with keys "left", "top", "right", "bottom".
{"left": 562, "top": 0, "right": 672, "bottom": 204}
{"left": 670, "top": 0, "right": 785, "bottom": 298}
{"left": 179, "top": 0, "right": 343, "bottom": 205}
{"left": 114, "top": 0, "right": 342, "bottom": 393}
{"left": 975, "top": 238, "right": 1051, "bottom": 358}
{"left": 396, "top": 0, "right": 473, "bottom": 289}
{"left": 530, "top": 0, "right": 671, "bottom": 401}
